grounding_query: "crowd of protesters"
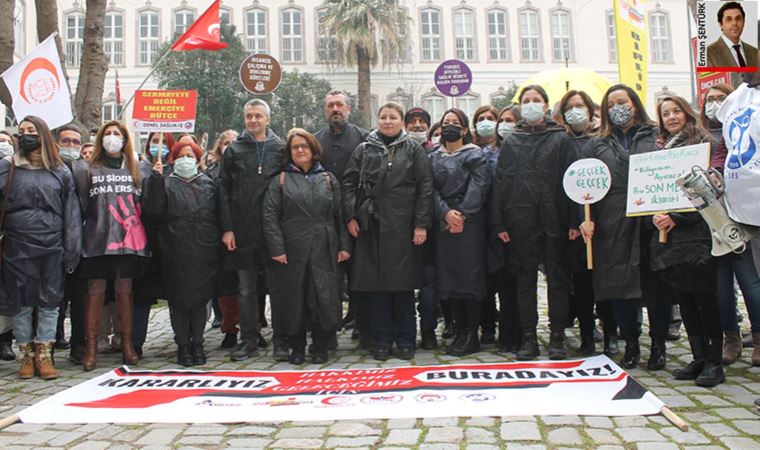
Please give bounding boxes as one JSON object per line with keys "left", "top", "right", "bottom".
{"left": 0, "top": 74, "right": 759, "bottom": 392}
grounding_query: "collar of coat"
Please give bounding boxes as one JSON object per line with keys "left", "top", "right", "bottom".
{"left": 285, "top": 162, "right": 325, "bottom": 175}
{"left": 366, "top": 129, "right": 408, "bottom": 149}
{"left": 515, "top": 120, "right": 565, "bottom": 134}
{"left": 240, "top": 128, "right": 279, "bottom": 145}
{"left": 435, "top": 142, "right": 481, "bottom": 157}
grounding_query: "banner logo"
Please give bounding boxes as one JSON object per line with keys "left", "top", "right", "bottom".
{"left": 19, "top": 57, "right": 60, "bottom": 104}
{"left": 727, "top": 108, "right": 757, "bottom": 169}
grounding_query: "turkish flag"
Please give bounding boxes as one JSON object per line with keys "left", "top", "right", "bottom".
{"left": 170, "top": 0, "right": 227, "bottom": 51}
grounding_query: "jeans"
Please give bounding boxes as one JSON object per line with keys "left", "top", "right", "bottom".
{"left": 365, "top": 291, "right": 416, "bottom": 350}
{"left": 717, "top": 244, "right": 760, "bottom": 333}
{"left": 237, "top": 269, "right": 260, "bottom": 346}
{"left": 418, "top": 264, "right": 439, "bottom": 332}
{"left": 14, "top": 306, "right": 59, "bottom": 344}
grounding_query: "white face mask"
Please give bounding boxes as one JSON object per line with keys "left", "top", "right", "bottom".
{"left": 704, "top": 101, "right": 723, "bottom": 121}
{"left": 521, "top": 102, "right": 545, "bottom": 123}
{"left": 103, "top": 135, "right": 124, "bottom": 154}
{"left": 564, "top": 107, "right": 590, "bottom": 130}
{"left": 59, "top": 146, "right": 81, "bottom": 161}
{"left": 497, "top": 122, "right": 516, "bottom": 139}
{"left": 173, "top": 156, "right": 198, "bottom": 179}
{"left": 407, "top": 131, "right": 427, "bottom": 145}
{"left": 0, "top": 141, "right": 13, "bottom": 158}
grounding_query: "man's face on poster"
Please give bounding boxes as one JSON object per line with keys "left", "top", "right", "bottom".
{"left": 720, "top": 8, "right": 745, "bottom": 43}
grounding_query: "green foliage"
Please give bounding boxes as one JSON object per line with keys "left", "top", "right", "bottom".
{"left": 258, "top": 70, "right": 334, "bottom": 136}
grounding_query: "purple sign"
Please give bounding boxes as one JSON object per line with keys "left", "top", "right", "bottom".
{"left": 434, "top": 59, "right": 473, "bottom": 97}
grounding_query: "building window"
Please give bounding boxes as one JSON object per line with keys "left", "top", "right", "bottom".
{"left": 104, "top": 11, "right": 124, "bottom": 66}
{"left": 455, "top": 94, "right": 479, "bottom": 118}
{"left": 606, "top": 10, "right": 617, "bottom": 63}
{"left": 422, "top": 94, "right": 446, "bottom": 122}
{"left": 519, "top": 8, "right": 540, "bottom": 61}
{"left": 550, "top": 9, "right": 573, "bottom": 61}
{"left": 487, "top": 9, "right": 509, "bottom": 61}
{"left": 138, "top": 10, "right": 160, "bottom": 66}
{"left": 102, "top": 101, "right": 123, "bottom": 123}
{"left": 245, "top": 8, "right": 267, "bottom": 53}
{"left": 383, "top": 7, "right": 411, "bottom": 64}
{"left": 220, "top": 7, "right": 231, "bottom": 25}
{"left": 388, "top": 89, "right": 412, "bottom": 112}
{"left": 420, "top": 8, "right": 441, "bottom": 61}
{"left": 316, "top": 9, "right": 339, "bottom": 63}
{"left": 174, "top": 9, "right": 195, "bottom": 35}
{"left": 13, "top": 1, "right": 25, "bottom": 56}
{"left": 281, "top": 8, "right": 303, "bottom": 62}
{"left": 65, "top": 12, "right": 85, "bottom": 67}
{"left": 649, "top": 11, "right": 672, "bottom": 63}
{"left": 453, "top": 8, "right": 475, "bottom": 61}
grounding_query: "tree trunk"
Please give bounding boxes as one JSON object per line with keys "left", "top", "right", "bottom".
{"left": 34, "top": 0, "right": 71, "bottom": 89}
{"left": 356, "top": 45, "right": 371, "bottom": 125}
{"left": 73, "top": 0, "right": 108, "bottom": 130}
{"left": 0, "top": 0, "right": 15, "bottom": 110}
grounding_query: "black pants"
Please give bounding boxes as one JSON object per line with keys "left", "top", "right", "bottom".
{"left": 66, "top": 277, "right": 87, "bottom": 349}
{"left": 365, "top": 291, "right": 416, "bottom": 350}
{"left": 451, "top": 298, "right": 482, "bottom": 332}
{"left": 481, "top": 274, "right": 500, "bottom": 336}
{"left": 570, "top": 267, "right": 595, "bottom": 337}
{"left": 170, "top": 305, "right": 207, "bottom": 346}
{"left": 516, "top": 264, "right": 571, "bottom": 333}
{"left": 612, "top": 299, "right": 670, "bottom": 340}
{"left": 493, "top": 269, "right": 519, "bottom": 349}
{"left": 289, "top": 327, "right": 331, "bottom": 354}
{"left": 596, "top": 301, "right": 618, "bottom": 336}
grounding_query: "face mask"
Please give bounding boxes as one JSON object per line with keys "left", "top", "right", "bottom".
{"left": 564, "top": 107, "right": 590, "bottom": 129}
{"left": 608, "top": 104, "right": 634, "bottom": 127}
{"left": 0, "top": 142, "right": 14, "bottom": 158}
{"left": 173, "top": 156, "right": 198, "bottom": 179}
{"left": 705, "top": 101, "right": 723, "bottom": 121}
{"left": 18, "top": 134, "right": 41, "bottom": 153}
{"left": 59, "top": 146, "right": 81, "bottom": 162}
{"left": 407, "top": 131, "right": 427, "bottom": 145}
{"left": 149, "top": 144, "right": 169, "bottom": 160}
{"left": 430, "top": 135, "right": 441, "bottom": 146}
{"left": 521, "top": 102, "right": 545, "bottom": 123}
{"left": 103, "top": 135, "right": 124, "bottom": 154}
{"left": 497, "top": 122, "right": 516, "bottom": 139}
{"left": 440, "top": 124, "right": 464, "bottom": 143}
{"left": 476, "top": 120, "right": 497, "bottom": 137}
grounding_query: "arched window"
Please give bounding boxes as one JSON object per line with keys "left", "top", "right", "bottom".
{"left": 649, "top": 10, "right": 673, "bottom": 63}
{"left": 518, "top": 6, "right": 541, "bottom": 62}
{"left": 137, "top": 8, "right": 160, "bottom": 66}
{"left": 245, "top": 7, "right": 268, "bottom": 53}
{"left": 64, "top": 10, "right": 85, "bottom": 67}
{"left": 104, "top": 9, "right": 125, "bottom": 66}
{"left": 486, "top": 7, "right": 510, "bottom": 62}
{"left": 550, "top": 8, "right": 574, "bottom": 62}
{"left": 419, "top": 7, "right": 442, "bottom": 61}
{"left": 453, "top": 7, "right": 476, "bottom": 61}
{"left": 281, "top": 7, "right": 304, "bottom": 63}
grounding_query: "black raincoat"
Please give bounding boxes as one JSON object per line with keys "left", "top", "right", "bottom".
{"left": 219, "top": 129, "right": 284, "bottom": 271}
{"left": 0, "top": 157, "right": 82, "bottom": 314}
{"left": 143, "top": 171, "right": 219, "bottom": 309}
{"left": 491, "top": 122, "right": 577, "bottom": 272}
{"left": 430, "top": 144, "right": 491, "bottom": 300}
{"left": 342, "top": 131, "right": 434, "bottom": 292}
{"left": 263, "top": 163, "right": 350, "bottom": 334}
{"left": 581, "top": 125, "right": 659, "bottom": 301}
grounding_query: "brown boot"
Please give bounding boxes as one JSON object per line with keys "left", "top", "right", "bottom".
{"left": 115, "top": 292, "right": 138, "bottom": 365}
{"left": 753, "top": 333, "right": 760, "bottom": 367}
{"left": 82, "top": 293, "right": 105, "bottom": 371}
{"left": 17, "top": 343, "right": 35, "bottom": 379}
{"left": 34, "top": 341, "right": 58, "bottom": 380}
{"left": 723, "top": 331, "right": 742, "bottom": 364}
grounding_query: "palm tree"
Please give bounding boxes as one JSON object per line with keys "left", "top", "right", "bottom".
{"left": 321, "top": 0, "right": 411, "bottom": 122}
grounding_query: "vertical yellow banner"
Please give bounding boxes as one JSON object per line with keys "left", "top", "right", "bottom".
{"left": 614, "top": 0, "right": 649, "bottom": 102}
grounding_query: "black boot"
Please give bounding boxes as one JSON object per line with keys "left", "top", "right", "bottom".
{"left": 647, "top": 337, "right": 666, "bottom": 371}
{"left": 673, "top": 336, "right": 705, "bottom": 380}
{"left": 579, "top": 334, "right": 595, "bottom": 357}
{"left": 192, "top": 343, "right": 206, "bottom": 366}
{"left": 442, "top": 319, "right": 455, "bottom": 339}
{"left": 420, "top": 329, "right": 437, "bottom": 350}
{"left": 548, "top": 332, "right": 567, "bottom": 360}
{"left": 695, "top": 336, "right": 725, "bottom": 387}
{"left": 619, "top": 337, "right": 640, "bottom": 369}
{"left": 603, "top": 333, "right": 619, "bottom": 356}
{"left": 272, "top": 335, "right": 290, "bottom": 362}
{"left": 445, "top": 326, "right": 466, "bottom": 354}
{"left": 449, "top": 328, "right": 480, "bottom": 357}
{"left": 177, "top": 345, "right": 193, "bottom": 367}
{"left": 289, "top": 348, "right": 305, "bottom": 365}
{"left": 0, "top": 331, "right": 15, "bottom": 361}
{"left": 516, "top": 330, "right": 539, "bottom": 361}
{"left": 221, "top": 332, "right": 237, "bottom": 349}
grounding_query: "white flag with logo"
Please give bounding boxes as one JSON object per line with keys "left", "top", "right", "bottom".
{"left": 0, "top": 33, "right": 73, "bottom": 129}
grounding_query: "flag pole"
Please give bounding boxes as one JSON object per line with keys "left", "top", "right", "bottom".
{"left": 116, "top": 49, "right": 173, "bottom": 121}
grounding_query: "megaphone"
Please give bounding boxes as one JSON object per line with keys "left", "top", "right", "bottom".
{"left": 676, "top": 166, "right": 755, "bottom": 257}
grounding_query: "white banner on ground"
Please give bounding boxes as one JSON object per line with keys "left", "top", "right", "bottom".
{"left": 17, "top": 356, "right": 665, "bottom": 424}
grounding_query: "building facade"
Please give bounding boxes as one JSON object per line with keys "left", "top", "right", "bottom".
{"left": 6, "top": 0, "right": 693, "bottom": 129}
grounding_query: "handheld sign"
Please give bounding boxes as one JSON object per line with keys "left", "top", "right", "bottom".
{"left": 132, "top": 90, "right": 197, "bottom": 133}
{"left": 563, "top": 158, "right": 612, "bottom": 270}
{"left": 240, "top": 54, "right": 282, "bottom": 95}
{"left": 626, "top": 143, "right": 711, "bottom": 243}
{"left": 434, "top": 60, "right": 472, "bottom": 97}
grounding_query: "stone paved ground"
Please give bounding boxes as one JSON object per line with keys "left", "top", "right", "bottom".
{"left": 1, "top": 280, "right": 759, "bottom": 449}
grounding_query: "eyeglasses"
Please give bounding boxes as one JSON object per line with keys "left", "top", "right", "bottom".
{"left": 291, "top": 144, "right": 311, "bottom": 151}
{"left": 60, "top": 137, "right": 82, "bottom": 146}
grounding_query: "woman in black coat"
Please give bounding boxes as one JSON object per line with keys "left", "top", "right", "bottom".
{"left": 430, "top": 108, "right": 491, "bottom": 357}
{"left": 143, "top": 141, "right": 218, "bottom": 366}
{"left": 342, "top": 102, "right": 434, "bottom": 361}
{"left": 263, "top": 128, "right": 351, "bottom": 365}
{"left": 652, "top": 96, "right": 723, "bottom": 386}
{"left": 492, "top": 85, "right": 579, "bottom": 361}
{"left": 579, "top": 84, "right": 672, "bottom": 371}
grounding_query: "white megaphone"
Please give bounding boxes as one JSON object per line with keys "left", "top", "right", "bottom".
{"left": 676, "top": 166, "right": 755, "bottom": 257}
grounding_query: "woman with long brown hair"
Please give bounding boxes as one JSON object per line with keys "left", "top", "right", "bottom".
{"left": 72, "top": 120, "right": 150, "bottom": 371}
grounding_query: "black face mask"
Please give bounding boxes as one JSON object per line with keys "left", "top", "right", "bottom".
{"left": 18, "top": 134, "right": 41, "bottom": 154}
{"left": 441, "top": 124, "right": 463, "bottom": 143}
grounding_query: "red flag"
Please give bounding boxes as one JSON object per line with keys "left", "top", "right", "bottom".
{"left": 170, "top": 0, "right": 227, "bottom": 51}
{"left": 115, "top": 69, "right": 121, "bottom": 105}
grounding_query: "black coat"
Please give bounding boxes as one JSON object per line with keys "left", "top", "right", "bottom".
{"left": 581, "top": 125, "right": 659, "bottom": 301}
{"left": 315, "top": 123, "right": 369, "bottom": 181}
{"left": 430, "top": 144, "right": 491, "bottom": 300}
{"left": 342, "top": 130, "right": 434, "bottom": 292}
{"left": 263, "top": 163, "right": 350, "bottom": 334}
{"left": 491, "top": 122, "right": 577, "bottom": 272}
{"left": 219, "top": 129, "right": 284, "bottom": 271}
{"left": 0, "top": 157, "right": 82, "bottom": 314}
{"left": 143, "top": 172, "right": 219, "bottom": 309}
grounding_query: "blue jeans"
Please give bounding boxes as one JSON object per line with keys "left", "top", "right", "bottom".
{"left": 13, "top": 306, "right": 58, "bottom": 344}
{"left": 717, "top": 244, "right": 760, "bottom": 333}
{"left": 365, "top": 291, "right": 416, "bottom": 350}
{"left": 417, "top": 264, "right": 439, "bottom": 332}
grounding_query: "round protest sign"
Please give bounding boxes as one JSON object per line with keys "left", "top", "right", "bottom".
{"left": 239, "top": 54, "right": 282, "bottom": 95}
{"left": 434, "top": 59, "right": 472, "bottom": 97}
{"left": 563, "top": 158, "right": 611, "bottom": 205}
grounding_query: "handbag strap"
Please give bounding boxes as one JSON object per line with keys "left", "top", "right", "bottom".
{"left": 0, "top": 160, "right": 16, "bottom": 230}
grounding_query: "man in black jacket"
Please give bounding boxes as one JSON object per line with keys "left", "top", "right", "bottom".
{"left": 219, "top": 99, "right": 286, "bottom": 361}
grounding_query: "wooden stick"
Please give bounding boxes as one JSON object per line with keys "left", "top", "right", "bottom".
{"left": 156, "top": 132, "right": 164, "bottom": 164}
{"left": 659, "top": 229, "right": 668, "bottom": 244}
{"left": 660, "top": 405, "right": 689, "bottom": 431}
{"left": 584, "top": 203, "right": 593, "bottom": 270}
{"left": 0, "top": 414, "right": 19, "bottom": 431}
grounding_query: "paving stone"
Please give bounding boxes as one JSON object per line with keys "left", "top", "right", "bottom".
{"left": 613, "top": 417, "right": 650, "bottom": 427}
{"left": 636, "top": 442, "right": 680, "bottom": 450}
{"left": 584, "top": 416, "right": 614, "bottom": 428}
{"left": 693, "top": 395, "right": 732, "bottom": 407}
{"left": 15, "top": 431, "right": 63, "bottom": 445}
{"left": 47, "top": 431, "right": 86, "bottom": 446}
{"left": 546, "top": 427, "right": 582, "bottom": 445}
{"left": 176, "top": 435, "right": 224, "bottom": 445}
{"left": 658, "top": 395, "right": 696, "bottom": 407}
{"left": 425, "top": 427, "right": 463, "bottom": 443}
{"left": 698, "top": 423, "right": 739, "bottom": 437}
{"left": 135, "top": 428, "right": 182, "bottom": 446}
{"left": 328, "top": 422, "right": 380, "bottom": 436}
{"left": 659, "top": 427, "right": 711, "bottom": 444}
{"left": 615, "top": 427, "right": 666, "bottom": 442}
{"left": 67, "top": 442, "right": 110, "bottom": 450}
{"left": 465, "top": 427, "right": 497, "bottom": 443}
{"left": 541, "top": 415, "right": 582, "bottom": 425}
{"left": 324, "top": 436, "right": 381, "bottom": 448}
{"left": 464, "top": 445, "right": 500, "bottom": 450}
{"left": 384, "top": 429, "right": 421, "bottom": 445}
{"left": 269, "top": 438, "right": 325, "bottom": 449}
{"left": 422, "top": 417, "right": 459, "bottom": 427}
{"left": 719, "top": 437, "right": 760, "bottom": 450}
{"left": 386, "top": 418, "right": 416, "bottom": 429}
{"left": 465, "top": 417, "right": 497, "bottom": 427}
{"left": 732, "top": 420, "right": 760, "bottom": 436}
{"left": 276, "top": 427, "right": 326, "bottom": 439}
{"left": 224, "top": 438, "right": 272, "bottom": 448}
{"left": 594, "top": 446, "right": 625, "bottom": 450}
{"left": 500, "top": 422, "right": 542, "bottom": 441}
{"left": 504, "top": 445, "right": 547, "bottom": 450}
{"left": 227, "top": 426, "right": 276, "bottom": 436}
{"left": 111, "top": 429, "right": 144, "bottom": 441}
{"left": 418, "top": 444, "right": 460, "bottom": 450}
{"left": 585, "top": 428, "right": 620, "bottom": 445}
{"left": 713, "top": 407, "right": 759, "bottom": 419}
{"left": 182, "top": 425, "right": 226, "bottom": 435}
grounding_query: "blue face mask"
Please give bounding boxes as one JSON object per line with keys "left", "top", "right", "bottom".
{"left": 173, "top": 156, "right": 198, "bottom": 179}
{"left": 476, "top": 120, "right": 497, "bottom": 137}
{"left": 149, "top": 145, "right": 169, "bottom": 160}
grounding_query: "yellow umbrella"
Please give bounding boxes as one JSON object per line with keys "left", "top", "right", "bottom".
{"left": 511, "top": 68, "right": 614, "bottom": 106}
